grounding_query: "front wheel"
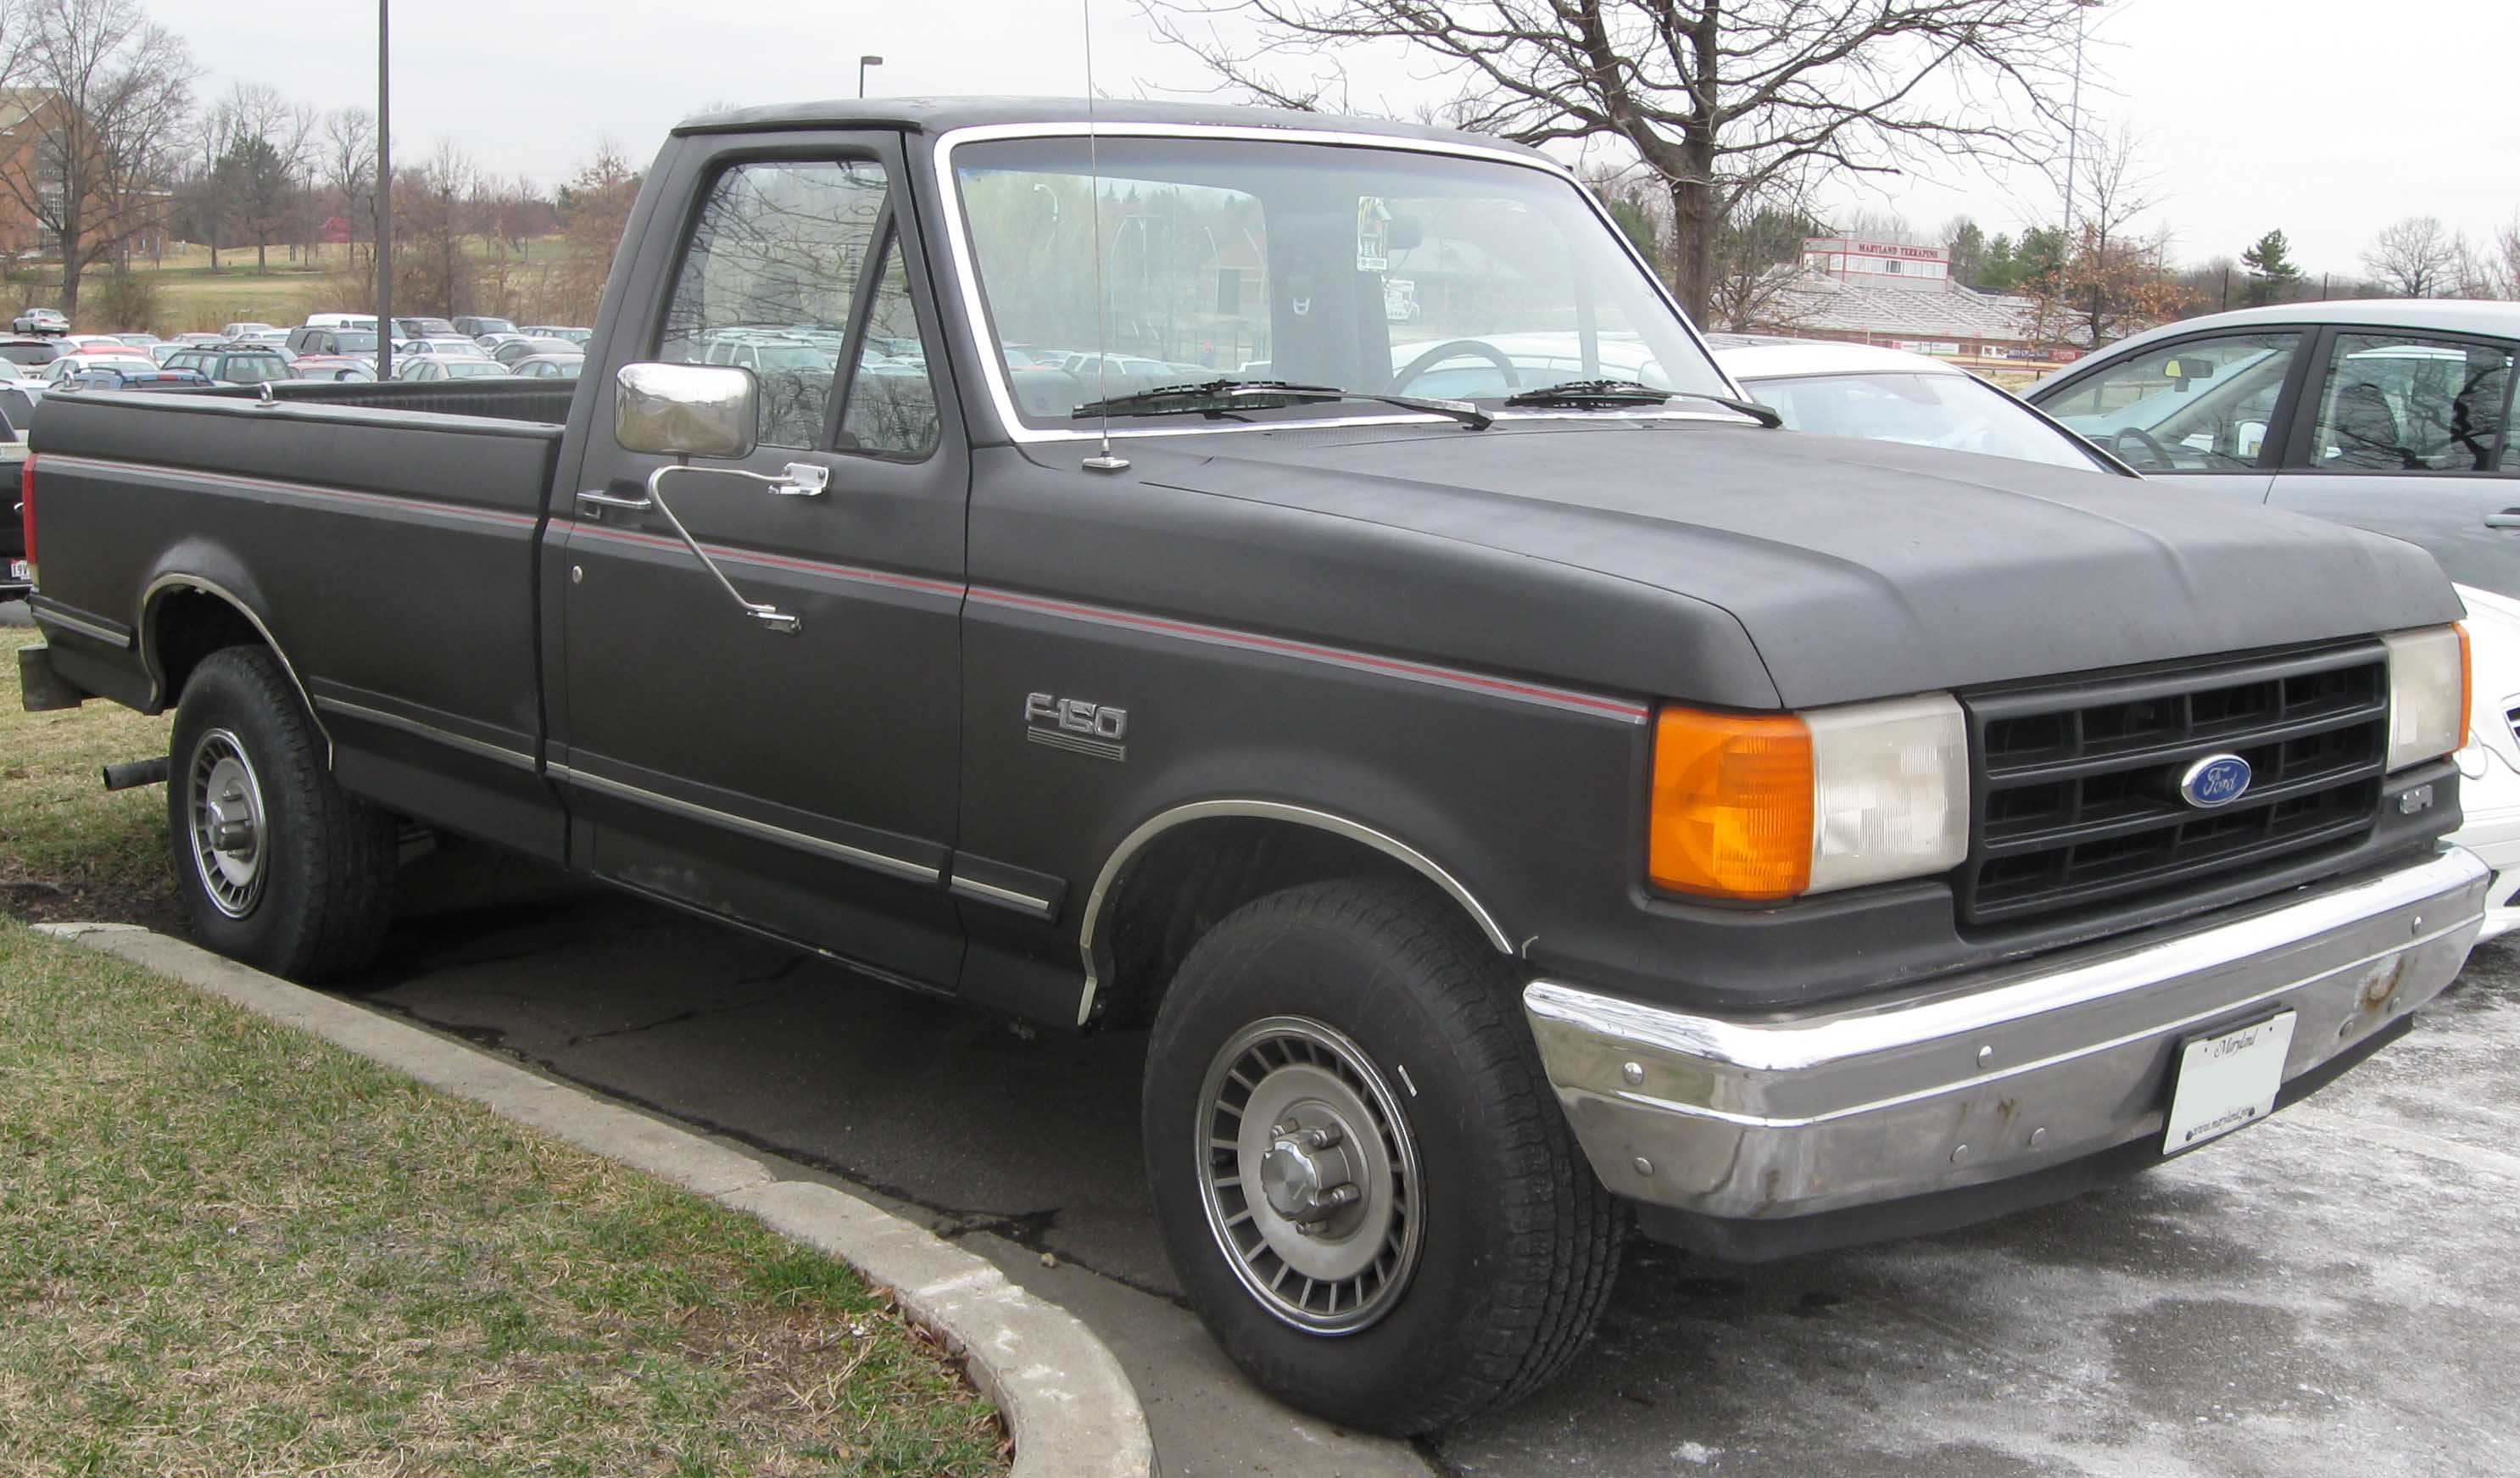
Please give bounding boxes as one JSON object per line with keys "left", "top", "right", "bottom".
{"left": 1142, "top": 878, "right": 1621, "bottom": 1434}
{"left": 168, "top": 645, "right": 396, "bottom": 980}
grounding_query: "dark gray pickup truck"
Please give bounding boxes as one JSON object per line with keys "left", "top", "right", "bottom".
{"left": 14, "top": 99, "right": 2489, "bottom": 1432}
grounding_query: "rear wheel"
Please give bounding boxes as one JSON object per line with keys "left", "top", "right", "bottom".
{"left": 169, "top": 646, "right": 394, "bottom": 980}
{"left": 1142, "top": 878, "right": 1621, "bottom": 1434}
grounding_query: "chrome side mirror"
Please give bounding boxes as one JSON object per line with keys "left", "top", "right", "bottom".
{"left": 614, "top": 361, "right": 759, "bottom": 460}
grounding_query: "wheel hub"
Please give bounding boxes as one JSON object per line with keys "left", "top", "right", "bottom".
{"left": 187, "top": 731, "right": 268, "bottom": 919}
{"left": 1196, "top": 1016, "right": 1424, "bottom": 1334}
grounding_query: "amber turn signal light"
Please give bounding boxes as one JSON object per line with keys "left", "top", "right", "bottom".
{"left": 1648, "top": 706, "right": 1814, "bottom": 901}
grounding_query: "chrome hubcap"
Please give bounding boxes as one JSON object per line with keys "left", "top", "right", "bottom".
{"left": 187, "top": 729, "right": 266, "bottom": 918}
{"left": 1196, "top": 1016, "right": 1422, "bottom": 1334}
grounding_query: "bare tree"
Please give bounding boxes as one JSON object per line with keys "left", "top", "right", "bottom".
{"left": 0, "top": 0, "right": 198, "bottom": 317}
{"left": 1141, "top": 0, "right": 2093, "bottom": 321}
{"left": 2490, "top": 219, "right": 2520, "bottom": 301}
{"left": 185, "top": 95, "right": 238, "bottom": 269}
{"left": 217, "top": 82, "right": 315, "bottom": 271}
{"left": 320, "top": 107, "right": 376, "bottom": 271}
{"left": 2361, "top": 215, "right": 2472, "bottom": 299}
{"left": 2023, "top": 129, "right": 2188, "bottom": 350}
{"left": 394, "top": 142, "right": 478, "bottom": 317}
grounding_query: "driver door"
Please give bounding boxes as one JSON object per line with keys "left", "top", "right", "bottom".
{"left": 545, "top": 138, "right": 968, "bottom": 987}
{"left": 2032, "top": 329, "right": 2305, "bottom": 499}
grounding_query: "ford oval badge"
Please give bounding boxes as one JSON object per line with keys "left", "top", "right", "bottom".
{"left": 2178, "top": 753, "right": 2253, "bottom": 809}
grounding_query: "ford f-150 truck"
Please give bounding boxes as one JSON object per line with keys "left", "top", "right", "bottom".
{"left": 12, "top": 99, "right": 2487, "bottom": 1434}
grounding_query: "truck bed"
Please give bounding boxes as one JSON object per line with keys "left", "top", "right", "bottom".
{"left": 25, "top": 380, "right": 572, "bottom": 860}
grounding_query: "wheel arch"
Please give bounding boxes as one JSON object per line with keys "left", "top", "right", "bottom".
{"left": 1078, "top": 800, "right": 1516, "bottom": 1029}
{"left": 140, "top": 572, "right": 331, "bottom": 761}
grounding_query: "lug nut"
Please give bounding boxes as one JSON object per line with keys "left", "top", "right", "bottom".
{"left": 1301, "top": 1124, "right": 1343, "bottom": 1150}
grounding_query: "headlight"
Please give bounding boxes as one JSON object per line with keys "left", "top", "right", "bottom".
{"left": 1648, "top": 693, "right": 1968, "bottom": 901}
{"left": 2383, "top": 624, "right": 2469, "bottom": 772}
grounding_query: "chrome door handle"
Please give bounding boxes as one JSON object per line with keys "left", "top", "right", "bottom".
{"left": 576, "top": 488, "right": 653, "bottom": 513}
{"left": 2486, "top": 510, "right": 2520, "bottom": 530}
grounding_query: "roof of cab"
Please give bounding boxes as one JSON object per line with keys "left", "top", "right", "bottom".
{"left": 672, "top": 95, "right": 1552, "bottom": 161}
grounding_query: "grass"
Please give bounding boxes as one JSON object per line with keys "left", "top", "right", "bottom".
{"left": 0, "top": 627, "right": 178, "bottom": 929}
{"left": 0, "top": 923, "right": 1009, "bottom": 1476}
{"left": 0, "top": 627, "right": 1009, "bottom": 1474}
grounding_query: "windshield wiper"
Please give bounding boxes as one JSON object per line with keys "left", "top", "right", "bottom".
{"left": 1503, "top": 379, "right": 1783, "bottom": 428}
{"left": 1073, "top": 377, "right": 1491, "bottom": 430}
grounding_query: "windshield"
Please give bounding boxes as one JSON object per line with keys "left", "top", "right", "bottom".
{"left": 1744, "top": 371, "right": 2104, "bottom": 471}
{"left": 953, "top": 134, "right": 1726, "bottom": 428}
{"left": 333, "top": 332, "right": 378, "bottom": 352}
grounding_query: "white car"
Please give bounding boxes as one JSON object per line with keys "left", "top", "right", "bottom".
{"left": 1708, "top": 335, "right": 2125, "bottom": 473}
{"left": 396, "top": 337, "right": 494, "bottom": 359}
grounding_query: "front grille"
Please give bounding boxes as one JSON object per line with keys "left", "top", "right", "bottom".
{"left": 1957, "top": 643, "right": 2389, "bottom": 929}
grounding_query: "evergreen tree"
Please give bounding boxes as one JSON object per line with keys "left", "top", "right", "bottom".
{"left": 1979, "top": 232, "right": 2019, "bottom": 290}
{"left": 2239, "top": 229, "right": 2304, "bottom": 305}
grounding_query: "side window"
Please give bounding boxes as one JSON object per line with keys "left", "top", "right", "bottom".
{"left": 2038, "top": 332, "right": 2300, "bottom": 473}
{"left": 660, "top": 158, "right": 889, "bottom": 448}
{"left": 2308, "top": 332, "right": 2513, "bottom": 473}
{"left": 840, "top": 236, "right": 940, "bottom": 459}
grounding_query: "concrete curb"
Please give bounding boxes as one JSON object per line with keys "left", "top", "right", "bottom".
{"left": 36, "top": 923, "right": 1158, "bottom": 1478}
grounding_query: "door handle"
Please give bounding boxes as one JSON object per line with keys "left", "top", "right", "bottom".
{"left": 576, "top": 488, "right": 653, "bottom": 513}
{"left": 2486, "top": 510, "right": 2520, "bottom": 530}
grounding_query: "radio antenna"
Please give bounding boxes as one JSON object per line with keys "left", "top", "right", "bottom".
{"left": 1080, "top": 0, "right": 1128, "bottom": 472}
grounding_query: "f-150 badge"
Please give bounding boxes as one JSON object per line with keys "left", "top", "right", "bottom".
{"left": 1025, "top": 692, "right": 1128, "bottom": 761}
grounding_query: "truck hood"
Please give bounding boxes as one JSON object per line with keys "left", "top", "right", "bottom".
{"left": 1140, "top": 421, "right": 2461, "bottom": 708}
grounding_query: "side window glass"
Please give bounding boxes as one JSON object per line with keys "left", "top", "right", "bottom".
{"left": 2039, "top": 332, "right": 2299, "bottom": 473}
{"left": 660, "top": 159, "right": 888, "bottom": 449}
{"left": 2310, "top": 332, "right": 2513, "bottom": 473}
{"left": 840, "top": 237, "right": 940, "bottom": 459}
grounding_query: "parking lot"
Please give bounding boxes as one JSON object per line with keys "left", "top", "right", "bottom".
{"left": 339, "top": 878, "right": 2520, "bottom": 1478}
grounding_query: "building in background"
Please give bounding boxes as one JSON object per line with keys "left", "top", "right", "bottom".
{"left": 1752, "top": 236, "right": 2066, "bottom": 386}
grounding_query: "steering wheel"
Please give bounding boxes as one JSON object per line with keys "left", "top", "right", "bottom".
{"left": 2110, "top": 425, "right": 2177, "bottom": 470}
{"left": 1390, "top": 338, "right": 1521, "bottom": 395}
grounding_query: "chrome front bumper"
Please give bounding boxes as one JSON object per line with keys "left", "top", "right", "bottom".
{"left": 1525, "top": 848, "right": 2490, "bottom": 1233}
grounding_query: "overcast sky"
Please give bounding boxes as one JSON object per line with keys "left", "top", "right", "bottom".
{"left": 149, "top": 0, "right": 2516, "bottom": 280}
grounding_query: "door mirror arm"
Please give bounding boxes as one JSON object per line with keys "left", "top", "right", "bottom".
{"left": 642, "top": 461, "right": 810, "bottom": 634}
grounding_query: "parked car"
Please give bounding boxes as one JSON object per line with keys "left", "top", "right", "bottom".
{"left": 510, "top": 353, "right": 583, "bottom": 381}
{"left": 159, "top": 344, "right": 297, "bottom": 386}
{"left": 1707, "top": 335, "right": 2128, "bottom": 474}
{"left": 14, "top": 100, "right": 2486, "bottom": 1435}
{"left": 0, "top": 337, "right": 63, "bottom": 369}
{"left": 218, "top": 321, "right": 278, "bottom": 340}
{"left": 389, "top": 315, "right": 460, "bottom": 339}
{"left": 303, "top": 312, "right": 378, "bottom": 331}
{"left": 53, "top": 366, "right": 215, "bottom": 393}
{"left": 517, "top": 324, "right": 592, "bottom": 345}
{"left": 452, "top": 315, "right": 518, "bottom": 339}
{"left": 40, "top": 352, "right": 161, "bottom": 387}
{"left": 2028, "top": 300, "right": 2520, "bottom": 939}
{"left": 145, "top": 343, "right": 188, "bottom": 366}
{"left": 170, "top": 332, "right": 225, "bottom": 347}
{"left": 397, "top": 336, "right": 494, "bottom": 359}
{"left": 13, "top": 306, "right": 67, "bottom": 336}
{"left": 59, "top": 334, "right": 134, "bottom": 354}
{"left": 393, "top": 357, "right": 513, "bottom": 381}
{"left": 285, "top": 326, "right": 381, "bottom": 358}
{"left": 111, "top": 332, "right": 163, "bottom": 349}
{"left": 491, "top": 335, "right": 585, "bottom": 366}
{"left": 285, "top": 356, "right": 379, "bottom": 382}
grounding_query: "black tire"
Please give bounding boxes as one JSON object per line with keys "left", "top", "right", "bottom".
{"left": 1142, "top": 878, "right": 1622, "bottom": 1435}
{"left": 167, "top": 645, "right": 395, "bottom": 980}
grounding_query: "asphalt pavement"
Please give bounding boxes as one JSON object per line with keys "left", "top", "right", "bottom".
{"left": 337, "top": 866, "right": 2520, "bottom": 1478}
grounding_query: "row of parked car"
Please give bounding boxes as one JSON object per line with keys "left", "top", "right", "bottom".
{"left": 0, "top": 310, "right": 590, "bottom": 393}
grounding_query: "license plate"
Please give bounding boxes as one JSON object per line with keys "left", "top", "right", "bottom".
{"left": 6, "top": 559, "right": 25, "bottom": 581}
{"left": 2163, "top": 1012, "right": 2296, "bottom": 1155}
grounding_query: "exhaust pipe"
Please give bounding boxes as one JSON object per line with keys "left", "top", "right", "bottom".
{"left": 101, "top": 756, "right": 170, "bottom": 791}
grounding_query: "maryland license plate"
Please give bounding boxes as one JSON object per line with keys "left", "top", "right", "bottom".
{"left": 2163, "top": 1012, "right": 2296, "bottom": 1155}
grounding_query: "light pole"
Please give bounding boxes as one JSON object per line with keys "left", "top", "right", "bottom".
{"left": 858, "top": 55, "right": 884, "bottom": 98}
{"left": 376, "top": 0, "right": 392, "bottom": 381}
